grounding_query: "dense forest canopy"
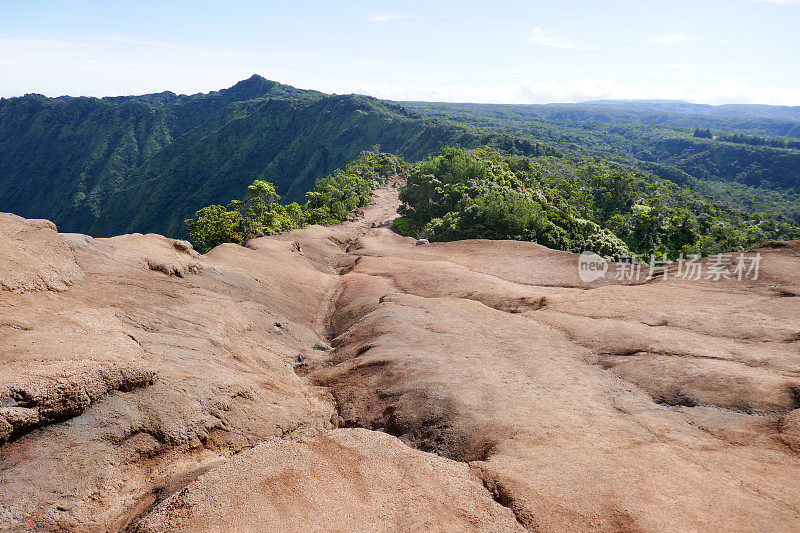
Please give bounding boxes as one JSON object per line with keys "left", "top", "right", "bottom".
{"left": 395, "top": 147, "right": 798, "bottom": 259}
{"left": 185, "top": 151, "right": 407, "bottom": 252}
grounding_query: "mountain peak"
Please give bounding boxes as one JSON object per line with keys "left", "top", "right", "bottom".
{"left": 222, "top": 74, "right": 283, "bottom": 100}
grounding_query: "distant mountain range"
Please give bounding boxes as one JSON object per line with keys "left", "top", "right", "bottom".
{"left": 580, "top": 100, "right": 800, "bottom": 123}
{"left": 401, "top": 100, "right": 800, "bottom": 138}
{"left": 1, "top": 75, "right": 799, "bottom": 237}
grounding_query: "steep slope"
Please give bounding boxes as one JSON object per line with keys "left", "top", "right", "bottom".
{"left": 0, "top": 76, "right": 309, "bottom": 232}
{"left": 0, "top": 76, "right": 546, "bottom": 238}
{"left": 1, "top": 186, "right": 799, "bottom": 532}
{"left": 95, "top": 94, "right": 548, "bottom": 238}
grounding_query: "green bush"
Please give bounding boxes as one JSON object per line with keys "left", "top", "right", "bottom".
{"left": 185, "top": 151, "right": 406, "bottom": 252}
{"left": 392, "top": 216, "right": 417, "bottom": 237}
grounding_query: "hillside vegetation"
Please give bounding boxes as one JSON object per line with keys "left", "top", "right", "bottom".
{"left": 402, "top": 101, "right": 800, "bottom": 223}
{"left": 187, "top": 146, "right": 798, "bottom": 260}
{"left": 0, "top": 76, "right": 547, "bottom": 237}
{"left": 185, "top": 150, "right": 406, "bottom": 252}
{"left": 396, "top": 147, "right": 798, "bottom": 259}
{"left": 2, "top": 76, "right": 799, "bottom": 241}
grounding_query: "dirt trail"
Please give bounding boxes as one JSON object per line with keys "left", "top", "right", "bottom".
{"left": 2, "top": 187, "right": 800, "bottom": 532}
{"left": 338, "top": 179, "right": 403, "bottom": 237}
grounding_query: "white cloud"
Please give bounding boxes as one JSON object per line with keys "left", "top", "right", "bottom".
{"left": 649, "top": 34, "right": 692, "bottom": 45}
{"left": 528, "top": 27, "right": 589, "bottom": 51}
{"left": 368, "top": 14, "right": 399, "bottom": 23}
{"left": 2, "top": 32, "right": 797, "bottom": 107}
{"left": 357, "top": 78, "right": 800, "bottom": 106}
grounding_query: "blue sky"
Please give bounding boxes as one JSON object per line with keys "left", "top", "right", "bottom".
{"left": 1, "top": 0, "right": 799, "bottom": 104}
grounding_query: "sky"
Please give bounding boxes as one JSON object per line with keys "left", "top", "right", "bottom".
{"left": 1, "top": 0, "right": 799, "bottom": 105}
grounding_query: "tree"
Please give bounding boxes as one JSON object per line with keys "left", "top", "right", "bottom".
{"left": 185, "top": 204, "right": 256, "bottom": 253}
{"left": 186, "top": 151, "right": 407, "bottom": 251}
{"left": 247, "top": 180, "right": 280, "bottom": 206}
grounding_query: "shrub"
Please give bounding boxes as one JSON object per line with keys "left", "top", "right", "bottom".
{"left": 185, "top": 151, "right": 406, "bottom": 252}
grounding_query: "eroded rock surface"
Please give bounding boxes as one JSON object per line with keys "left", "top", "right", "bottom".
{"left": 134, "top": 428, "right": 524, "bottom": 533}
{"left": 0, "top": 213, "right": 83, "bottom": 292}
{"left": 1, "top": 185, "right": 799, "bottom": 532}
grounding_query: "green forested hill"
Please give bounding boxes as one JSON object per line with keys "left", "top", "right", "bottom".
{"left": 0, "top": 75, "right": 548, "bottom": 237}
{"left": 393, "top": 146, "right": 799, "bottom": 259}
{"left": 1, "top": 75, "right": 799, "bottom": 238}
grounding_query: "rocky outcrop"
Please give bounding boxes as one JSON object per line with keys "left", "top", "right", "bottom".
{"left": 0, "top": 215, "right": 336, "bottom": 530}
{"left": 0, "top": 365, "right": 156, "bottom": 444}
{"left": 1, "top": 186, "right": 800, "bottom": 532}
{"left": 0, "top": 213, "right": 83, "bottom": 292}
{"left": 133, "top": 429, "right": 525, "bottom": 533}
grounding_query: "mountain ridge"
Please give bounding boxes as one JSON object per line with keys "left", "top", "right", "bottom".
{"left": 2, "top": 75, "right": 799, "bottom": 239}
{"left": 0, "top": 75, "right": 549, "bottom": 237}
